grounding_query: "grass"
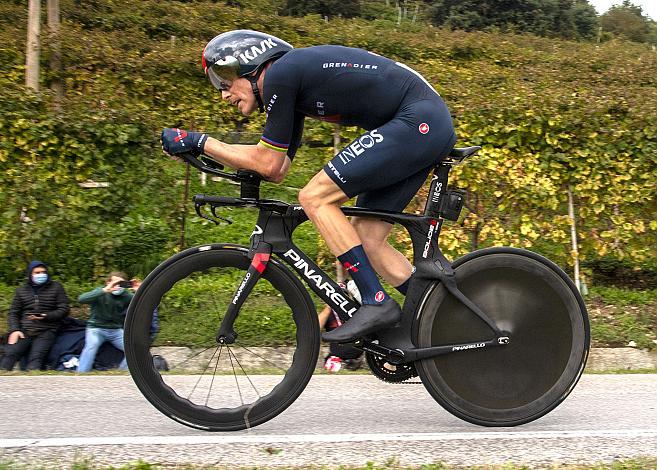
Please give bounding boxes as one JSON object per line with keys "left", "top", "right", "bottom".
{"left": 1, "top": 284, "right": 656, "bottom": 351}
{"left": 587, "top": 286, "right": 657, "bottom": 306}
{"left": 586, "top": 295, "right": 657, "bottom": 350}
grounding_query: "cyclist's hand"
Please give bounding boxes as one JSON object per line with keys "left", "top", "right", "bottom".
{"left": 161, "top": 128, "right": 208, "bottom": 157}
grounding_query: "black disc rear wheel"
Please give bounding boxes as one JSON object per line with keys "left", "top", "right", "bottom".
{"left": 415, "top": 248, "right": 589, "bottom": 426}
{"left": 124, "top": 245, "right": 319, "bottom": 431}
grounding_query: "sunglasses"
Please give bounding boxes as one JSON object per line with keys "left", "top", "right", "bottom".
{"left": 203, "top": 54, "right": 240, "bottom": 91}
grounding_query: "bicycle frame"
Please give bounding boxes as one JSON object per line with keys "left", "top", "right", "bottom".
{"left": 195, "top": 156, "right": 510, "bottom": 365}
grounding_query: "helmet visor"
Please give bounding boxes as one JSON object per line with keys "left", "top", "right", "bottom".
{"left": 204, "top": 55, "right": 240, "bottom": 91}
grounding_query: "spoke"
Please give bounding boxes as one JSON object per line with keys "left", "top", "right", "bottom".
{"left": 234, "top": 344, "right": 290, "bottom": 374}
{"left": 227, "top": 346, "right": 262, "bottom": 399}
{"left": 188, "top": 345, "right": 222, "bottom": 401}
{"left": 170, "top": 346, "right": 216, "bottom": 371}
{"left": 205, "top": 344, "right": 223, "bottom": 407}
{"left": 228, "top": 345, "right": 245, "bottom": 407}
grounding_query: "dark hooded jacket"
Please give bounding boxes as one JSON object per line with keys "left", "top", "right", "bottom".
{"left": 7, "top": 261, "right": 70, "bottom": 336}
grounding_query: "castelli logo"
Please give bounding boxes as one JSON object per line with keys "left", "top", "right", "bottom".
{"left": 174, "top": 129, "right": 188, "bottom": 142}
{"left": 419, "top": 123, "right": 430, "bottom": 134}
{"left": 375, "top": 291, "right": 385, "bottom": 302}
{"left": 343, "top": 262, "right": 360, "bottom": 273}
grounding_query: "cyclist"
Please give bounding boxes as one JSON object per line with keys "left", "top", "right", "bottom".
{"left": 161, "top": 30, "right": 456, "bottom": 342}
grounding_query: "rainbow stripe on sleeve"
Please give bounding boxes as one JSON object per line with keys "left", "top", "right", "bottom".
{"left": 259, "top": 136, "right": 289, "bottom": 152}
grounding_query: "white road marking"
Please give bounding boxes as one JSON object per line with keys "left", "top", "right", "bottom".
{"left": 2, "top": 430, "right": 657, "bottom": 448}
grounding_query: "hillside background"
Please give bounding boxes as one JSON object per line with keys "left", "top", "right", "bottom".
{"left": 0, "top": 0, "right": 656, "bottom": 349}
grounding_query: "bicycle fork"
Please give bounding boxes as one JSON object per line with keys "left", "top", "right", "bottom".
{"left": 215, "top": 243, "right": 273, "bottom": 344}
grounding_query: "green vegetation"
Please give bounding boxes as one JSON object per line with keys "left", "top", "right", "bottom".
{"left": 2, "top": 278, "right": 654, "bottom": 350}
{"left": 0, "top": 1, "right": 656, "bottom": 350}
{"left": 0, "top": 0, "right": 656, "bottom": 285}
{"left": 585, "top": 287, "right": 657, "bottom": 350}
{"left": 426, "top": 0, "right": 599, "bottom": 39}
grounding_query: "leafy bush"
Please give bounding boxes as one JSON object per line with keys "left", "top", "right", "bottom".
{"left": 1, "top": 0, "right": 656, "bottom": 286}
{"left": 584, "top": 257, "right": 657, "bottom": 289}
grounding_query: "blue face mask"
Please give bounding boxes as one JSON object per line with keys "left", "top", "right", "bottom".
{"left": 32, "top": 273, "right": 48, "bottom": 285}
{"left": 111, "top": 288, "right": 125, "bottom": 296}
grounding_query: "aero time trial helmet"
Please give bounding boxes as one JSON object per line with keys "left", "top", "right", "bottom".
{"left": 202, "top": 30, "right": 293, "bottom": 92}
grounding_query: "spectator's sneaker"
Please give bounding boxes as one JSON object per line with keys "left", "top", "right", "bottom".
{"left": 324, "top": 355, "right": 343, "bottom": 373}
{"left": 321, "top": 298, "right": 401, "bottom": 343}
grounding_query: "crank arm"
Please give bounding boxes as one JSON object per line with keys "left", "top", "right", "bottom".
{"left": 400, "top": 336, "right": 510, "bottom": 363}
{"left": 354, "top": 340, "right": 406, "bottom": 365}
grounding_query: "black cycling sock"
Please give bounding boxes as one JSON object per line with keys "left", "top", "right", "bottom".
{"left": 395, "top": 278, "right": 410, "bottom": 296}
{"left": 338, "top": 245, "right": 389, "bottom": 305}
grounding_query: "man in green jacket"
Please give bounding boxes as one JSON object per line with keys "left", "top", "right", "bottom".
{"left": 77, "top": 271, "right": 133, "bottom": 372}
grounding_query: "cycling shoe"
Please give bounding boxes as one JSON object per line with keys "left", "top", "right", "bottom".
{"left": 321, "top": 299, "right": 401, "bottom": 343}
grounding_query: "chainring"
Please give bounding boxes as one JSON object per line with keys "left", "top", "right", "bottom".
{"left": 365, "top": 352, "right": 419, "bottom": 383}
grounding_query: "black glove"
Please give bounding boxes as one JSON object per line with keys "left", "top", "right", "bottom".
{"left": 161, "top": 128, "right": 208, "bottom": 156}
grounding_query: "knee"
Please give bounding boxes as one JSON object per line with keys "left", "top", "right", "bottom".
{"left": 298, "top": 184, "right": 323, "bottom": 217}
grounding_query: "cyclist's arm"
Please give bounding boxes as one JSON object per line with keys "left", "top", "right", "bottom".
{"left": 202, "top": 138, "right": 291, "bottom": 183}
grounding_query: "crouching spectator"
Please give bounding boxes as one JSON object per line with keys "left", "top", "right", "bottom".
{"left": 77, "top": 271, "right": 134, "bottom": 373}
{"left": 1, "top": 261, "right": 69, "bottom": 371}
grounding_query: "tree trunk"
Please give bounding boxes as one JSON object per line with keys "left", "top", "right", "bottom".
{"left": 26, "top": 0, "right": 41, "bottom": 92}
{"left": 567, "top": 185, "right": 580, "bottom": 292}
{"left": 47, "top": 0, "right": 63, "bottom": 109}
{"left": 470, "top": 193, "right": 480, "bottom": 251}
{"left": 179, "top": 162, "right": 190, "bottom": 251}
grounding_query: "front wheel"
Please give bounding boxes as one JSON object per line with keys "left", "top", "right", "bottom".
{"left": 124, "top": 244, "right": 320, "bottom": 431}
{"left": 415, "top": 247, "right": 590, "bottom": 426}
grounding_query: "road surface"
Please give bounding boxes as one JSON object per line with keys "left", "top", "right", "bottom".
{"left": 1, "top": 374, "right": 656, "bottom": 467}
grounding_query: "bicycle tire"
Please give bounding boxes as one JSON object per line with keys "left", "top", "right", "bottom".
{"left": 414, "top": 247, "right": 589, "bottom": 426}
{"left": 124, "top": 244, "right": 320, "bottom": 431}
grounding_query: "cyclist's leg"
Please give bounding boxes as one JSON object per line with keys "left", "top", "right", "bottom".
{"left": 346, "top": 98, "right": 456, "bottom": 291}
{"left": 351, "top": 165, "right": 437, "bottom": 288}
{"left": 298, "top": 172, "right": 357, "bottom": 255}
{"left": 300, "top": 171, "right": 390, "bottom": 303}
{"left": 299, "top": 172, "right": 401, "bottom": 341}
{"left": 352, "top": 217, "right": 412, "bottom": 288}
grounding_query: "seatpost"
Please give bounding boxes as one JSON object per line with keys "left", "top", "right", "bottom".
{"left": 424, "top": 163, "right": 451, "bottom": 218}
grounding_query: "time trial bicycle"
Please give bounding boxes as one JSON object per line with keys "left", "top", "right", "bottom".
{"left": 124, "top": 146, "right": 589, "bottom": 431}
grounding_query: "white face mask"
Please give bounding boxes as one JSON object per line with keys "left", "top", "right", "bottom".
{"left": 111, "top": 288, "right": 125, "bottom": 296}
{"left": 32, "top": 273, "right": 48, "bottom": 285}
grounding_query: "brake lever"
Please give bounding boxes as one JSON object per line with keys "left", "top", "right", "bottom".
{"left": 192, "top": 202, "right": 234, "bottom": 225}
{"left": 195, "top": 203, "right": 219, "bottom": 225}
{"left": 211, "top": 205, "right": 233, "bottom": 225}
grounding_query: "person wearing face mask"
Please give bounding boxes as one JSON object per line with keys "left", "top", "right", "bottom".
{"left": 76, "top": 271, "right": 134, "bottom": 373}
{"left": 1, "top": 261, "right": 70, "bottom": 371}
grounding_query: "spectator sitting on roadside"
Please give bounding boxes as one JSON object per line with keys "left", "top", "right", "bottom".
{"left": 1, "top": 260, "right": 70, "bottom": 371}
{"left": 76, "top": 271, "right": 134, "bottom": 373}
